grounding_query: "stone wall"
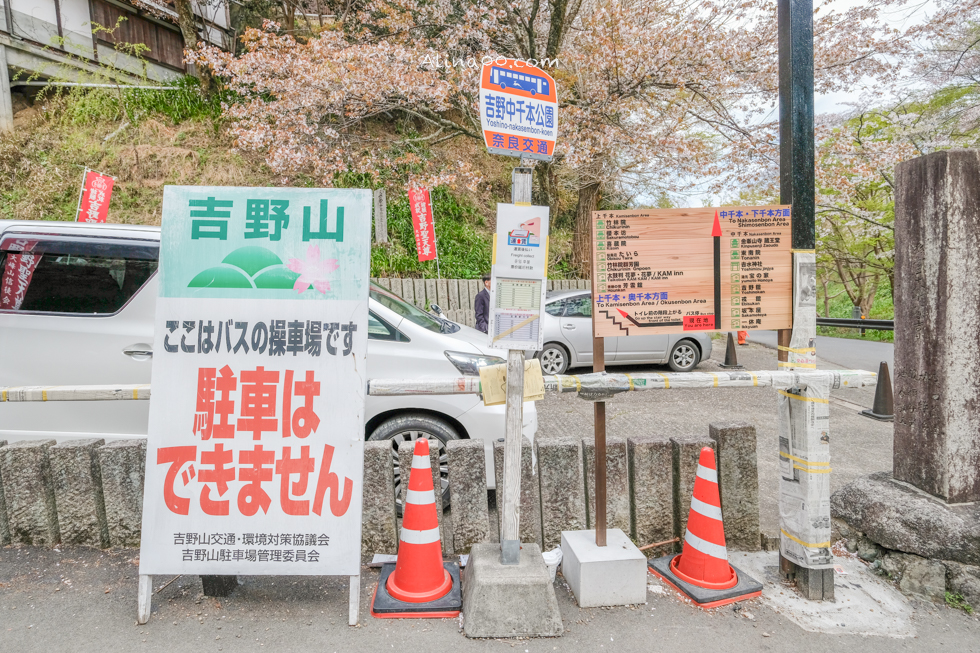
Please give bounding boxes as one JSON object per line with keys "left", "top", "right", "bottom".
{"left": 0, "top": 422, "right": 762, "bottom": 558}
{"left": 372, "top": 278, "right": 590, "bottom": 328}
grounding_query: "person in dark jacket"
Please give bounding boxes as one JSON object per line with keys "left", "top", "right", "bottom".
{"left": 474, "top": 274, "right": 491, "bottom": 333}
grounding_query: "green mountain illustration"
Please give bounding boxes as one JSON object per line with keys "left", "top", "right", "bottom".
{"left": 188, "top": 246, "right": 310, "bottom": 290}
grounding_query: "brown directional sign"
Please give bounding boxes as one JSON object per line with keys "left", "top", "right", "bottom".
{"left": 591, "top": 206, "right": 793, "bottom": 337}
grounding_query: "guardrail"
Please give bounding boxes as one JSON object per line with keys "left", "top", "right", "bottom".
{"left": 816, "top": 317, "right": 894, "bottom": 331}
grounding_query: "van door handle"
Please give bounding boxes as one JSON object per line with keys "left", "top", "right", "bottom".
{"left": 123, "top": 344, "right": 153, "bottom": 361}
{"left": 563, "top": 325, "right": 576, "bottom": 330}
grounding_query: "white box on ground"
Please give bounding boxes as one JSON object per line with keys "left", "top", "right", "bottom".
{"left": 561, "top": 529, "right": 647, "bottom": 607}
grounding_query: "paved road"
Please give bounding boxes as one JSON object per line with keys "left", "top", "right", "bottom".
{"left": 1, "top": 547, "right": 977, "bottom": 652}
{"left": 749, "top": 331, "right": 893, "bottom": 373}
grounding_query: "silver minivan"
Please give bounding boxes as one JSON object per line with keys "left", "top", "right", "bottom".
{"left": 536, "top": 290, "right": 713, "bottom": 374}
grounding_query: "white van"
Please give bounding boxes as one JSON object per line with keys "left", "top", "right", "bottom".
{"left": 0, "top": 220, "right": 536, "bottom": 505}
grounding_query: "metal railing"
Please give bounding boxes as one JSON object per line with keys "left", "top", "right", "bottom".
{"left": 816, "top": 317, "right": 894, "bottom": 331}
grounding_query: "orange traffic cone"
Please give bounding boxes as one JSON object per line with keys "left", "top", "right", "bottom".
{"left": 647, "top": 447, "right": 762, "bottom": 608}
{"left": 371, "top": 438, "right": 461, "bottom": 618}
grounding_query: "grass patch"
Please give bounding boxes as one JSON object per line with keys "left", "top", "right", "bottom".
{"left": 945, "top": 592, "right": 974, "bottom": 615}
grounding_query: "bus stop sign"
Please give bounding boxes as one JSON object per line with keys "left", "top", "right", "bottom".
{"left": 480, "top": 59, "right": 558, "bottom": 162}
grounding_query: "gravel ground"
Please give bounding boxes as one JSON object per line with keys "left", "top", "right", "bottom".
{"left": 533, "top": 337, "right": 892, "bottom": 535}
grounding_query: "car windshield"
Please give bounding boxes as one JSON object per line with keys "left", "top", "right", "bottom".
{"left": 369, "top": 283, "right": 444, "bottom": 333}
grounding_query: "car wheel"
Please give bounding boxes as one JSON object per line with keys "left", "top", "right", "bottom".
{"left": 537, "top": 343, "right": 570, "bottom": 375}
{"left": 368, "top": 413, "right": 458, "bottom": 514}
{"left": 668, "top": 339, "right": 700, "bottom": 372}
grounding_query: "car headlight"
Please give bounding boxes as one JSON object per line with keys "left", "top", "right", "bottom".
{"left": 444, "top": 351, "right": 506, "bottom": 376}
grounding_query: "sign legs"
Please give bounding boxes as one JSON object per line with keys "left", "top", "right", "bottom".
{"left": 137, "top": 574, "right": 152, "bottom": 625}
{"left": 349, "top": 574, "right": 360, "bottom": 625}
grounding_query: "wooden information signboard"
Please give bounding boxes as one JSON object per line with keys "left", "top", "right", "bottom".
{"left": 591, "top": 206, "right": 793, "bottom": 337}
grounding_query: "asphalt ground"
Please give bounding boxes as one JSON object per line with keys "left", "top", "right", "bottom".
{"left": 534, "top": 337, "right": 892, "bottom": 536}
{"left": 1, "top": 546, "right": 978, "bottom": 652}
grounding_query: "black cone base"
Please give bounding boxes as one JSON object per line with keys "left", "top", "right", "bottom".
{"left": 648, "top": 554, "right": 762, "bottom": 608}
{"left": 371, "top": 562, "right": 462, "bottom": 618}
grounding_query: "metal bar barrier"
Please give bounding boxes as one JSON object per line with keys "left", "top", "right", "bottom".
{"left": 2, "top": 370, "right": 875, "bottom": 403}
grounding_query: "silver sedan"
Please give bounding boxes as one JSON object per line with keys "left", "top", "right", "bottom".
{"left": 535, "top": 290, "right": 714, "bottom": 375}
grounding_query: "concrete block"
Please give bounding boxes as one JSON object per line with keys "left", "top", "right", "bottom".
{"left": 467, "top": 280, "right": 480, "bottom": 308}
{"left": 448, "top": 279, "right": 460, "bottom": 310}
{"left": 537, "top": 438, "right": 587, "bottom": 549}
{"left": 709, "top": 422, "right": 761, "bottom": 551}
{"left": 583, "top": 436, "right": 631, "bottom": 535}
{"left": 0, "top": 439, "right": 9, "bottom": 545}
{"left": 447, "top": 439, "right": 490, "bottom": 554}
{"left": 424, "top": 279, "right": 437, "bottom": 309}
{"left": 50, "top": 439, "right": 109, "bottom": 547}
{"left": 627, "top": 435, "right": 673, "bottom": 557}
{"left": 98, "top": 439, "right": 146, "bottom": 547}
{"left": 671, "top": 436, "right": 715, "bottom": 549}
{"left": 461, "top": 542, "right": 563, "bottom": 638}
{"left": 458, "top": 279, "right": 471, "bottom": 312}
{"left": 398, "top": 439, "right": 446, "bottom": 553}
{"left": 0, "top": 440, "right": 60, "bottom": 545}
{"left": 560, "top": 529, "right": 647, "bottom": 607}
{"left": 377, "top": 277, "right": 391, "bottom": 289}
{"left": 361, "top": 441, "right": 398, "bottom": 559}
{"left": 400, "top": 278, "right": 415, "bottom": 305}
{"left": 894, "top": 149, "right": 980, "bottom": 502}
{"left": 493, "top": 437, "right": 542, "bottom": 547}
{"left": 413, "top": 278, "right": 426, "bottom": 308}
{"left": 436, "top": 278, "right": 448, "bottom": 310}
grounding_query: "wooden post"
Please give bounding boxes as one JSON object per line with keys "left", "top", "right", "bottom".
{"left": 500, "top": 163, "right": 534, "bottom": 565}
{"left": 592, "top": 336, "right": 607, "bottom": 547}
{"left": 374, "top": 188, "right": 388, "bottom": 244}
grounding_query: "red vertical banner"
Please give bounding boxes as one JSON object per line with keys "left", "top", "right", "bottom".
{"left": 408, "top": 188, "right": 437, "bottom": 262}
{"left": 76, "top": 170, "right": 115, "bottom": 223}
{"left": 0, "top": 239, "right": 41, "bottom": 310}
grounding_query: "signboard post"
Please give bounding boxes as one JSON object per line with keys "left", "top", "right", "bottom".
{"left": 589, "top": 206, "right": 794, "bottom": 545}
{"left": 488, "top": 171, "right": 549, "bottom": 564}
{"left": 137, "top": 186, "right": 371, "bottom": 625}
{"left": 75, "top": 168, "right": 115, "bottom": 223}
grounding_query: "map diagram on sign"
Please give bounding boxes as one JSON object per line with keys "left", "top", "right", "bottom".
{"left": 591, "top": 206, "right": 793, "bottom": 338}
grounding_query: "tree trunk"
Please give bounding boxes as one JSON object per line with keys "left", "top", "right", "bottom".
{"left": 174, "top": 0, "right": 214, "bottom": 97}
{"left": 535, "top": 162, "right": 557, "bottom": 222}
{"left": 572, "top": 182, "right": 600, "bottom": 275}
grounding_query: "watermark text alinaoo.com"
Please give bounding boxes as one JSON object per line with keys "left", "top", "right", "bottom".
{"left": 420, "top": 54, "right": 560, "bottom": 70}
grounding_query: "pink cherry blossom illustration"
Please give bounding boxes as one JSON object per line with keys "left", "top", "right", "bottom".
{"left": 287, "top": 244, "right": 339, "bottom": 294}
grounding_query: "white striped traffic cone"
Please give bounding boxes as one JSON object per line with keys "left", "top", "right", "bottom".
{"left": 371, "top": 438, "right": 461, "bottom": 618}
{"left": 648, "top": 447, "right": 762, "bottom": 608}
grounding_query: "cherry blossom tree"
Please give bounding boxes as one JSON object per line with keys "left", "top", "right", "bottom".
{"left": 192, "top": 0, "right": 973, "bottom": 273}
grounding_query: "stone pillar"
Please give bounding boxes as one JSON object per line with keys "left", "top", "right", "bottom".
{"left": 582, "top": 436, "right": 630, "bottom": 535}
{"left": 98, "top": 439, "right": 146, "bottom": 547}
{"left": 627, "top": 436, "right": 673, "bottom": 557}
{"left": 670, "top": 436, "right": 715, "bottom": 551}
{"left": 447, "top": 439, "right": 491, "bottom": 553}
{"left": 50, "top": 439, "right": 110, "bottom": 547}
{"left": 361, "top": 441, "right": 398, "bottom": 559}
{"left": 0, "top": 46, "right": 13, "bottom": 132}
{"left": 0, "top": 439, "right": 9, "bottom": 545}
{"left": 709, "top": 422, "right": 762, "bottom": 551}
{"left": 894, "top": 149, "right": 980, "bottom": 503}
{"left": 537, "top": 438, "right": 586, "bottom": 550}
{"left": 493, "top": 437, "right": 542, "bottom": 547}
{"left": 0, "top": 440, "right": 60, "bottom": 545}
